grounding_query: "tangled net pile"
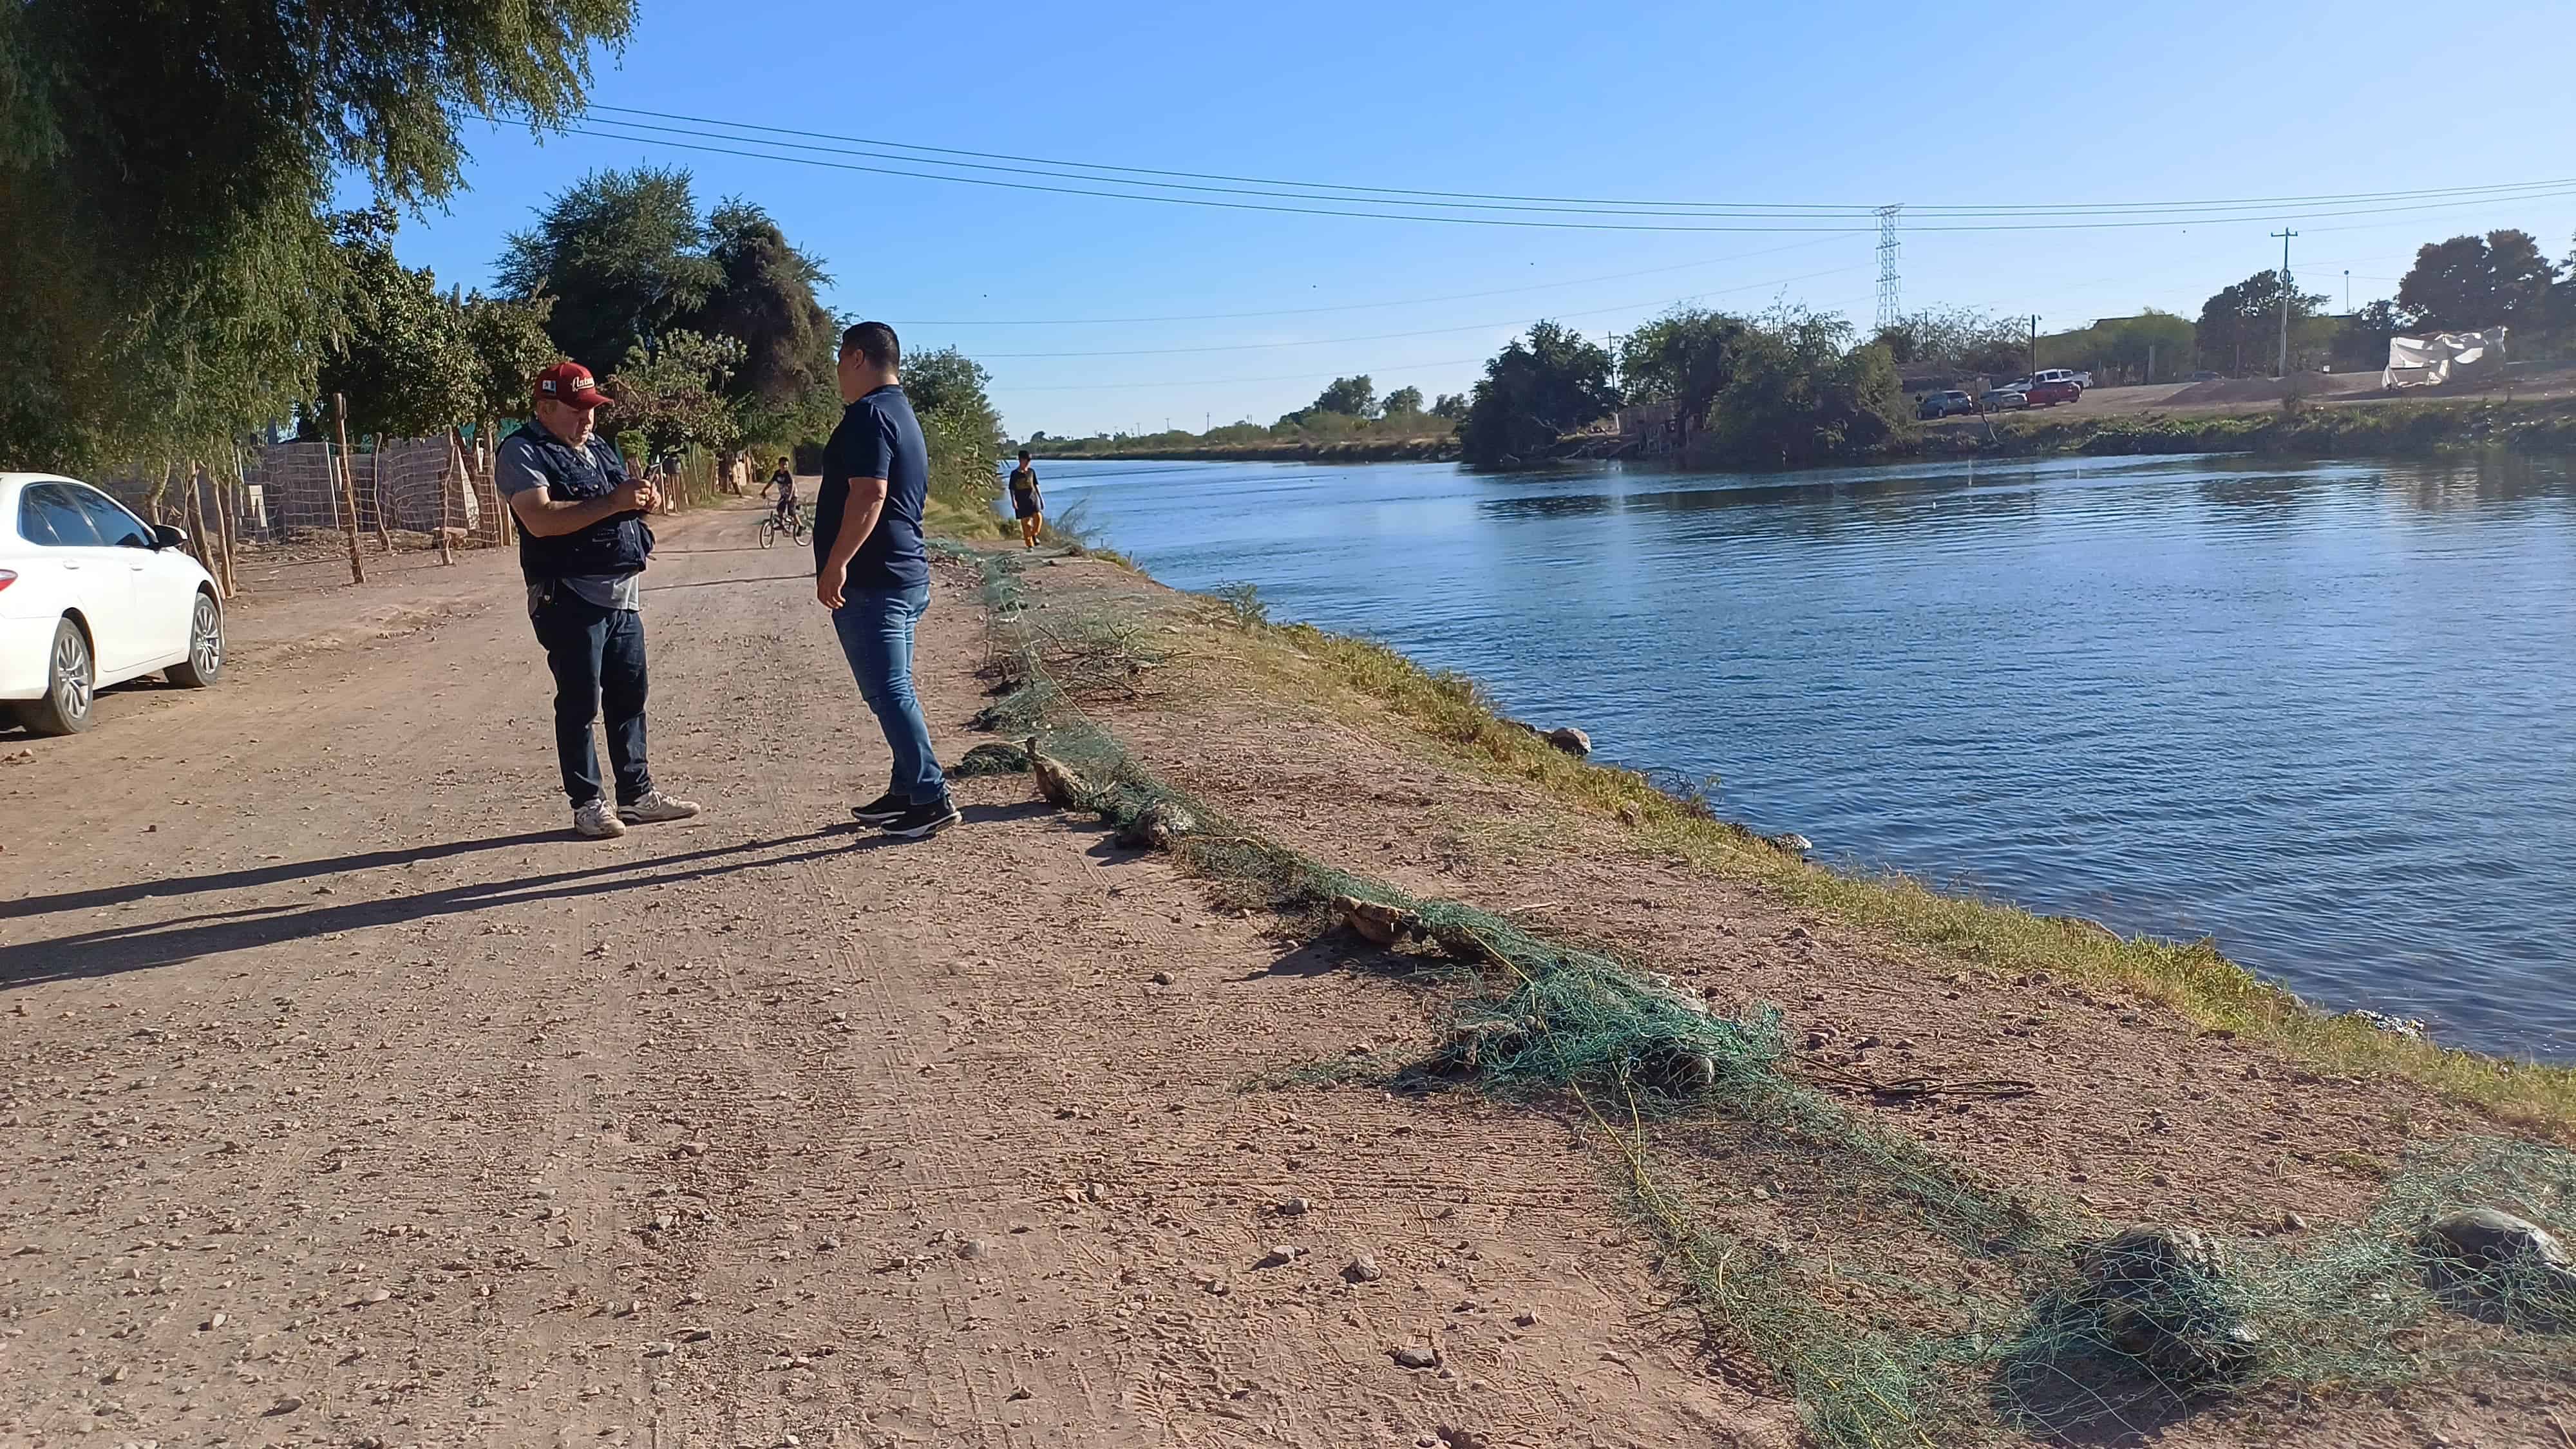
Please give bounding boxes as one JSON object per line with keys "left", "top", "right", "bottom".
{"left": 938, "top": 542, "right": 2576, "bottom": 1445}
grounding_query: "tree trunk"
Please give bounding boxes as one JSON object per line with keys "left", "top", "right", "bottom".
{"left": 211, "top": 461, "right": 240, "bottom": 597}
{"left": 147, "top": 465, "right": 172, "bottom": 526}
{"left": 182, "top": 460, "right": 212, "bottom": 580}
{"left": 332, "top": 395, "right": 365, "bottom": 585}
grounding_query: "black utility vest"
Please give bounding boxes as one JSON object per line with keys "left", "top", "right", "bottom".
{"left": 509, "top": 424, "right": 653, "bottom": 583}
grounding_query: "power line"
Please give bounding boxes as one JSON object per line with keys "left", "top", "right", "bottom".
{"left": 587, "top": 104, "right": 2576, "bottom": 220}
{"left": 889, "top": 236, "right": 1848, "bottom": 326}
{"left": 962, "top": 266, "right": 1863, "bottom": 358}
{"left": 567, "top": 123, "right": 2576, "bottom": 234}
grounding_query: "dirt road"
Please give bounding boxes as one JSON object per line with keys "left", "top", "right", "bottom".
{"left": 0, "top": 507, "right": 1783, "bottom": 1447}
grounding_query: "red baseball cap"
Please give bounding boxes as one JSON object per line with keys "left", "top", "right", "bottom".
{"left": 533, "top": 361, "right": 611, "bottom": 408}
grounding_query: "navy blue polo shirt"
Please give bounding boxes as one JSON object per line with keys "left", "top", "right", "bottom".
{"left": 815, "top": 385, "right": 930, "bottom": 592}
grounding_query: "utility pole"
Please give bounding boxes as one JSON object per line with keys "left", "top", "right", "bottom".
{"left": 2344, "top": 269, "right": 2351, "bottom": 314}
{"left": 2271, "top": 229, "right": 2298, "bottom": 378}
{"left": 2029, "top": 315, "right": 2039, "bottom": 378}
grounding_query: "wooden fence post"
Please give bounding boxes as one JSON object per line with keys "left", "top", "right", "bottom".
{"left": 332, "top": 393, "right": 365, "bottom": 585}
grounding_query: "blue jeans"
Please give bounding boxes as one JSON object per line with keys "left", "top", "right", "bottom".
{"left": 531, "top": 596, "right": 652, "bottom": 807}
{"left": 831, "top": 583, "right": 947, "bottom": 805}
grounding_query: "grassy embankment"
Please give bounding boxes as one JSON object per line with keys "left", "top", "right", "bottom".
{"left": 942, "top": 507, "right": 2576, "bottom": 1134}
{"left": 1944, "top": 392, "right": 2576, "bottom": 460}
{"left": 1228, "top": 615, "right": 2576, "bottom": 1132}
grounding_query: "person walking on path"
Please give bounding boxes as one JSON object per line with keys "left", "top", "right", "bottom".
{"left": 1008, "top": 449, "right": 1044, "bottom": 549}
{"left": 498, "top": 361, "right": 703, "bottom": 840}
{"left": 815, "top": 322, "right": 958, "bottom": 840}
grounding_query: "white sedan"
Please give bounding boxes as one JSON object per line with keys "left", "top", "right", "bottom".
{"left": 0, "top": 473, "right": 223, "bottom": 734}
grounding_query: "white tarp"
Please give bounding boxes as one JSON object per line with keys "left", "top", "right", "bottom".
{"left": 2384, "top": 328, "right": 2506, "bottom": 390}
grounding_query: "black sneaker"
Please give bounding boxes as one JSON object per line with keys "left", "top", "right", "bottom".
{"left": 850, "top": 790, "right": 907, "bottom": 825}
{"left": 881, "top": 798, "right": 963, "bottom": 839}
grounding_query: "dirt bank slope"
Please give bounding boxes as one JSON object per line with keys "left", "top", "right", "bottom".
{"left": 0, "top": 511, "right": 1779, "bottom": 1448}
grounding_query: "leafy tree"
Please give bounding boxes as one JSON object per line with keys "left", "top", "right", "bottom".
{"left": 1381, "top": 385, "right": 1425, "bottom": 415}
{"left": 461, "top": 292, "right": 561, "bottom": 429}
{"left": 2032, "top": 310, "right": 2196, "bottom": 385}
{"left": 1459, "top": 321, "right": 1619, "bottom": 466}
{"left": 2196, "top": 270, "right": 2329, "bottom": 374}
{"left": 905, "top": 348, "right": 1005, "bottom": 512}
{"left": 1872, "top": 307, "right": 2027, "bottom": 378}
{"left": 2397, "top": 230, "right": 2557, "bottom": 332}
{"left": 0, "top": 0, "right": 635, "bottom": 473}
{"left": 604, "top": 330, "right": 742, "bottom": 457}
{"left": 2332, "top": 299, "right": 2407, "bottom": 371}
{"left": 499, "top": 166, "right": 723, "bottom": 374}
{"left": 689, "top": 200, "right": 836, "bottom": 448}
{"left": 1312, "top": 374, "right": 1379, "bottom": 418}
{"left": 1701, "top": 307, "right": 1911, "bottom": 468}
{"left": 1620, "top": 308, "right": 1751, "bottom": 435}
{"left": 1430, "top": 393, "right": 1468, "bottom": 420}
{"left": 312, "top": 205, "right": 477, "bottom": 440}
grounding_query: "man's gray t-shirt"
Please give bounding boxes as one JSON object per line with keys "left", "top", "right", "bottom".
{"left": 495, "top": 429, "right": 642, "bottom": 614}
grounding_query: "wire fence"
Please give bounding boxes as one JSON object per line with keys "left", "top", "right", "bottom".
{"left": 78, "top": 431, "right": 759, "bottom": 600}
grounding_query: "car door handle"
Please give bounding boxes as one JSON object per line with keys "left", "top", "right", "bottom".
{"left": 59, "top": 560, "right": 80, "bottom": 570}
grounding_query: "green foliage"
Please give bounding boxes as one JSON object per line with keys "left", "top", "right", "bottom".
{"left": 498, "top": 166, "right": 722, "bottom": 375}
{"left": 1311, "top": 374, "right": 1379, "bottom": 419}
{"left": 1460, "top": 321, "right": 1620, "bottom": 465}
{"left": 603, "top": 329, "right": 742, "bottom": 456}
{"left": 907, "top": 347, "right": 1007, "bottom": 516}
{"left": 1431, "top": 392, "right": 1468, "bottom": 420}
{"left": 2196, "top": 269, "right": 2330, "bottom": 374}
{"left": 460, "top": 292, "right": 560, "bottom": 426}
{"left": 1873, "top": 306, "right": 2028, "bottom": 379}
{"left": 1701, "top": 307, "right": 1915, "bottom": 468}
{"left": 2032, "top": 310, "right": 2196, "bottom": 386}
{"left": 314, "top": 205, "right": 477, "bottom": 439}
{"left": 2333, "top": 299, "right": 2407, "bottom": 371}
{"left": 1381, "top": 385, "right": 1425, "bottom": 416}
{"left": 0, "top": 0, "right": 634, "bottom": 473}
{"left": 1620, "top": 307, "right": 1751, "bottom": 431}
{"left": 2397, "top": 229, "right": 2558, "bottom": 332}
{"left": 694, "top": 199, "right": 838, "bottom": 449}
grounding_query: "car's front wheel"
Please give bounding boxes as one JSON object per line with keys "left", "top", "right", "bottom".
{"left": 167, "top": 589, "right": 223, "bottom": 688}
{"left": 15, "top": 616, "right": 95, "bottom": 735}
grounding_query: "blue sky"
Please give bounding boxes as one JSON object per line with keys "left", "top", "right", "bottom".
{"left": 382, "top": 1, "right": 2576, "bottom": 439}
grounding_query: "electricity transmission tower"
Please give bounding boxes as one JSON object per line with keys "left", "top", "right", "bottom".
{"left": 1875, "top": 204, "right": 1903, "bottom": 332}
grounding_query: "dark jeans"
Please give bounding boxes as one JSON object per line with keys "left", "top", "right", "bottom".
{"left": 532, "top": 596, "right": 652, "bottom": 807}
{"left": 830, "top": 583, "right": 947, "bottom": 805}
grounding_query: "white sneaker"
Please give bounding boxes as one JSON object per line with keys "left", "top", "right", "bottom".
{"left": 618, "top": 789, "right": 703, "bottom": 824}
{"left": 574, "top": 799, "right": 627, "bottom": 838}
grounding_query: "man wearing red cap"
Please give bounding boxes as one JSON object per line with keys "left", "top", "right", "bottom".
{"left": 497, "top": 362, "right": 701, "bottom": 839}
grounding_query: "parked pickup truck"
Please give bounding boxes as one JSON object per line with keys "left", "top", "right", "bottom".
{"left": 2023, "top": 378, "right": 2082, "bottom": 407}
{"left": 2032, "top": 368, "right": 2091, "bottom": 391}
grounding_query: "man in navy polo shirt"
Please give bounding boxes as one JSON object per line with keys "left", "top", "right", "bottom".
{"left": 815, "top": 321, "right": 958, "bottom": 839}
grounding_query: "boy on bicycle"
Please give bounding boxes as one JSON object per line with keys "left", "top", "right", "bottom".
{"left": 762, "top": 455, "right": 802, "bottom": 534}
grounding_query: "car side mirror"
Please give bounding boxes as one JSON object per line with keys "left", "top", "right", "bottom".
{"left": 152, "top": 524, "right": 189, "bottom": 550}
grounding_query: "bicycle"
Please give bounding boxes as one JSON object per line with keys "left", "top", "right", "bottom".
{"left": 759, "top": 504, "right": 807, "bottom": 549}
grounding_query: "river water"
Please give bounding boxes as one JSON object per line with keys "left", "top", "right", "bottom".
{"left": 1032, "top": 452, "right": 2576, "bottom": 1060}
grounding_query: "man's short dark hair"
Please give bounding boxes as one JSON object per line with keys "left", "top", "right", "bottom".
{"left": 840, "top": 321, "right": 900, "bottom": 370}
